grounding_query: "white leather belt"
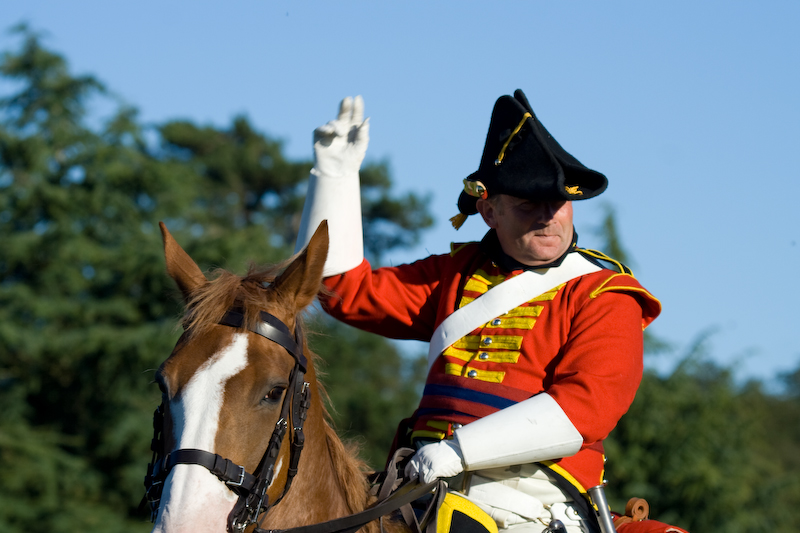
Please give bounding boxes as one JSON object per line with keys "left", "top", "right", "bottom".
{"left": 428, "top": 253, "right": 600, "bottom": 370}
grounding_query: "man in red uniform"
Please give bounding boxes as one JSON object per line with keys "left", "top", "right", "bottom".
{"left": 295, "top": 91, "right": 664, "bottom": 533}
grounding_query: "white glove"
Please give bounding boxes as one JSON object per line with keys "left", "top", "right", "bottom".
{"left": 295, "top": 96, "right": 369, "bottom": 275}
{"left": 311, "top": 95, "right": 370, "bottom": 181}
{"left": 405, "top": 439, "right": 465, "bottom": 484}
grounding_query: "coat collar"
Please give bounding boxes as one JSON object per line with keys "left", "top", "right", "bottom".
{"left": 479, "top": 228, "right": 579, "bottom": 273}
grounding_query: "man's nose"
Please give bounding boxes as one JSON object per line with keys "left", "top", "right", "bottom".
{"left": 534, "top": 202, "right": 559, "bottom": 222}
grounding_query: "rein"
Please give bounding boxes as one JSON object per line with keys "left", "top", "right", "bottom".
{"left": 143, "top": 309, "right": 311, "bottom": 533}
{"left": 255, "top": 479, "right": 445, "bottom": 533}
{"left": 253, "top": 448, "right": 447, "bottom": 533}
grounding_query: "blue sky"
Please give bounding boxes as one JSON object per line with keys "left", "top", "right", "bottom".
{"left": 4, "top": 1, "right": 799, "bottom": 386}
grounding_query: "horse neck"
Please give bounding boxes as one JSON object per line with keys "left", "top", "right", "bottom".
{"left": 259, "top": 371, "right": 406, "bottom": 533}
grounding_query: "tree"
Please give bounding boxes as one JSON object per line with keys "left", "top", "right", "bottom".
{"left": 4, "top": 24, "right": 800, "bottom": 533}
{"left": 593, "top": 205, "right": 800, "bottom": 531}
{"left": 604, "top": 334, "right": 800, "bottom": 532}
{"left": 157, "top": 120, "right": 432, "bottom": 266}
{"left": 306, "top": 315, "right": 428, "bottom": 467}
{"left": 0, "top": 27, "right": 178, "bottom": 532}
{"left": 0, "top": 27, "right": 432, "bottom": 532}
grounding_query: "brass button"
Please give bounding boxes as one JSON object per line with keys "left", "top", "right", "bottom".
{"left": 492, "top": 318, "right": 502, "bottom": 326}
{"left": 482, "top": 337, "right": 492, "bottom": 346}
{"left": 467, "top": 370, "right": 478, "bottom": 378}
{"left": 478, "top": 352, "right": 489, "bottom": 360}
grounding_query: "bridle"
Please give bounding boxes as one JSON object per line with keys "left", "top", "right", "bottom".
{"left": 143, "top": 308, "right": 312, "bottom": 533}
{"left": 143, "top": 308, "right": 445, "bottom": 533}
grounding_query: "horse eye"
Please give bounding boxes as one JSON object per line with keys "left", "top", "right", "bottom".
{"left": 264, "top": 386, "right": 286, "bottom": 402}
{"left": 154, "top": 374, "right": 168, "bottom": 396}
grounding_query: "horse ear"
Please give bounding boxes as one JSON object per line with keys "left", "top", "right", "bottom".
{"left": 160, "top": 221, "right": 207, "bottom": 301}
{"left": 274, "top": 221, "right": 329, "bottom": 310}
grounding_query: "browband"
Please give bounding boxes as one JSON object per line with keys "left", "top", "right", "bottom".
{"left": 219, "top": 309, "right": 307, "bottom": 370}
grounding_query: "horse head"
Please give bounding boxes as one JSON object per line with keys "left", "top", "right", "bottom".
{"left": 147, "top": 220, "right": 375, "bottom": 533}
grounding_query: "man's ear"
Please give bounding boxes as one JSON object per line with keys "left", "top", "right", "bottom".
{"left": 476, "top": 197, "right": 499, "bottom": 229}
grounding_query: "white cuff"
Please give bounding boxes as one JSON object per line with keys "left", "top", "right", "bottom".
{"left": 454, "top": 393, "right": 583, "bottom": 471}
{"left": 294, "top": 168, "right": 363, "bottom": 277}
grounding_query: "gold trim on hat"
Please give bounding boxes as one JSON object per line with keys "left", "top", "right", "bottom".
{"left": 463, "top": 179, "right": 488, "bottom": 199}
{"left": 495, "top": 112, "right": 532, "bottom": 166}
{"left": 565, "top": 185, "right": 583, "bottom": 196}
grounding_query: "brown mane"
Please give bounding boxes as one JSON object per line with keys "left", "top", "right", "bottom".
{"left": 324, "top": 426, "right": 384, "bottom": 533}
{"left": 180, "top": 260, "right": 291, "bottom": 337}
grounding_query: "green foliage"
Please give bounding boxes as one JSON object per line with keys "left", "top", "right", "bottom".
{"left": 0, "top": 29, "right": 176, "bottom": 532}
{"left": 2, "top": 25, "right": 800, "bottom": 533}
{"left": 605, "top": 333, "right": 800, "bottom": 532}
{"left": 306, "top": 314, "right": 427, "bottom": 468}
{"left": 0, "top": 28, "right": 431, "bottom": 532}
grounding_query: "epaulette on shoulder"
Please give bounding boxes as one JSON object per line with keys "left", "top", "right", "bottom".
{"left": 577, "top": 248, "right": 634, "bottom": 276}
{"left": 450, "top": 242, "right": 477, "bottom": 257}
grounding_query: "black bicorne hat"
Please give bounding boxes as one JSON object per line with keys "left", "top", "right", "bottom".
{"left": 453, "top": 90, "right": 608, "bottom": 228}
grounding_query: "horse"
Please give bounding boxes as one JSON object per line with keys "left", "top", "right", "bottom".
{"left": 144, "top": 220, "right": 412, "bottom": 533}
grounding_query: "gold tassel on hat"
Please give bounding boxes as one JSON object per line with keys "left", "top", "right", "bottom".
{"left": 450, "top": 213, "right": 468, "bottom": 230}
{"left": 451, "top": 179, "right": 489, "bottom": 230}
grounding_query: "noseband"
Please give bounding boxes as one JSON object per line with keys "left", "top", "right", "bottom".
{"left": 143, "top": 309, "right": 311, "bottom": 533}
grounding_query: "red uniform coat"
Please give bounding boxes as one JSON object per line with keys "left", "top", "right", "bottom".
{"left": 321, "top": 241, "right": 660, "bottom": 493}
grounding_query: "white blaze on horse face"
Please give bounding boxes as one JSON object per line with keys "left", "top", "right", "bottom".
{"left": 152, "top": 333, "right": 249, "bottom": 533}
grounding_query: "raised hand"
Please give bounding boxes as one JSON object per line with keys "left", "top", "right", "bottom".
{"left": 312, "top": 95, "right": 370, "bottom": 180}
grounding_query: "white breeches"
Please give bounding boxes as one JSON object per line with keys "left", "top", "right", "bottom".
{"left": 457, "top": 464, "right": 590, "bottom": 533}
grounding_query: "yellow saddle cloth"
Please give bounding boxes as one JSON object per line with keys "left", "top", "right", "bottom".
{"left": 436, "top": 492, "right": 498, "bottom": 533}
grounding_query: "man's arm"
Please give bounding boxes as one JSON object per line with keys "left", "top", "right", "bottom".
{"left": 407, "top": 391, "right": 584, "bottom": 483}
{"left": 295, "top": 96, "right": 369, "bottom": 277}
{"left": 407, "top": 286, "right": 651, "bottom": 483}
{"left": 296, "top": 97, "right": 447, "bottom": 341}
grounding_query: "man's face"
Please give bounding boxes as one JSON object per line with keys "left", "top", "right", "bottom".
{"left": 476, "top": 194, "right": 574, "bottom": 266}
